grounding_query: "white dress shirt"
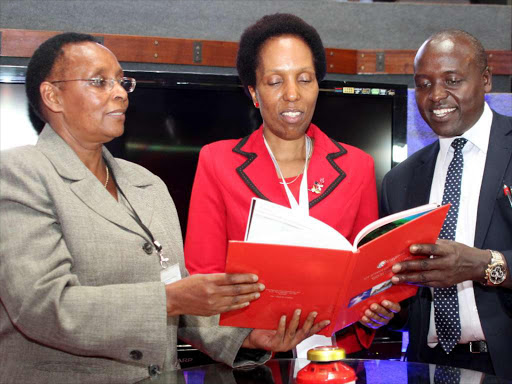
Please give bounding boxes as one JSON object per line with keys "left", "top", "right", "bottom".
{"left": 427, "top": 102, "right": 493, "bottom": 347}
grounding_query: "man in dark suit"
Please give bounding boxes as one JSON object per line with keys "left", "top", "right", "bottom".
{"left": 381, "top": 30, "right": 512, "bottom": 379}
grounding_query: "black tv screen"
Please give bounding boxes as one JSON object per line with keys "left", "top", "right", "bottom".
{"left": 0, "top": 67, "right": 407, "bottom": 236}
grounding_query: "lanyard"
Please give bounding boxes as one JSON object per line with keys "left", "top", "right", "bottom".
{"left": 263, "top": 134, "right": 311, "bottom": 217}
{"left": 114, "top": 177, "right": 169, "bottom": 269}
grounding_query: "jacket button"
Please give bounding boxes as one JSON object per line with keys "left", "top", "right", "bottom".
{"left": 142, "top": 242, "right": 153, "bottom": 254}
{"left": 148, "top": 364, "right": 161, "bottom": 377}
{"left": 130, "top": 350, "right": 143, "bottom": 361}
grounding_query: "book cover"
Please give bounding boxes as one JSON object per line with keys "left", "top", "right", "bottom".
{"left": 219, "top": 204, "right": 449, "bottom": 336}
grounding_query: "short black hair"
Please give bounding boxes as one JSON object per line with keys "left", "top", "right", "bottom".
{"left": 427, "top": 29, "right": 488, "bottom": 72}
{"left": 25, "top": 32, "right": 97, "bottom": 130}
{"left": 236, "top": 13, "right": 326, "bottom": 96}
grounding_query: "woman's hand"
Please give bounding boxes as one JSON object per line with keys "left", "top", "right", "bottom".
{"left": 242, "top": 310, "right": 330, "bottom": 352}
{"left": 165, "top": 273, "right": 264, "bottom": 317}
{"left": 358, "top": 300, "right": 401, "bottom": 329}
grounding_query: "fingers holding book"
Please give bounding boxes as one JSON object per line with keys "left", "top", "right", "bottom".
{"left": 359, "top": 300, "right": 401, "bottom": 329}
{"left": 242, "top": 310, "right": 331, "bottom": 352}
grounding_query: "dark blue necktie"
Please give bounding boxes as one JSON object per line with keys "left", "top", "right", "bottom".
{"left": 434, "top": 137, "right": 467, "bottom": 354}
{"left": 434, "top": 365, "right": 462, "bottom": 384}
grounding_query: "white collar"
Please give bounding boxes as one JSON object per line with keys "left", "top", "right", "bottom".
{"left": 438, "top": 102, "right": 493, "bottom": 158}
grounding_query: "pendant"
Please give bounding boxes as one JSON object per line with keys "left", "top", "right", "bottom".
{"left": 154, "top": 240, "right": 169, "bottom": 269}
{"left": 309, "top": 178, "right": 324, "bottom": 194}
{"left": 159, "top": 251, "right": 169, "bottom": 269}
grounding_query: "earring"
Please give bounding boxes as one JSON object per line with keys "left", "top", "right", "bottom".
{"left": 254, "top": 102, "right": 259, "bottom": 108}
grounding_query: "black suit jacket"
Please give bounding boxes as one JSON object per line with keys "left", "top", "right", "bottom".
{"left": 380, "top": 111, "right": 512, "bottom": 379}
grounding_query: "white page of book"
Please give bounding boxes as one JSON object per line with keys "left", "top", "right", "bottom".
{"left": 244, "top": 198, "right": 352, "bottom": 251}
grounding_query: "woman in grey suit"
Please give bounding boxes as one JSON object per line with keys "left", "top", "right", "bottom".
{"left": 0, "top": 33, "right": 328, "bottom": 384}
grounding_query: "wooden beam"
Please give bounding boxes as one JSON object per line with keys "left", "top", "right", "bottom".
{"left": 357, "top": 50, "right": 415, "bottom": 74}
{"left": 325, "top": 48, "right": 358, "bottom": 74}
{"left": 102, "top": 35, "right": 240, "bottom": 66}
{"left": 0, "top": 29, "right": 57, "bottom": 57}
{"left": 1, "top": 29, "right": 510, "bottom": 75}
{"left": 357, "top": 49, "right": 512, "bottom": 75}
{"left": 487, "top": 50, "right": 512, "bottom": 76}
{"left": 0, "top": 29, "right": 240, "bottom": 67}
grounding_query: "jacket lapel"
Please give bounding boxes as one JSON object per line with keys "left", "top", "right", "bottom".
{"left": 36, "top": 126, "right": 153, "bottom": 238}
{"left": 232, "top": 125, "right": 347, "bottom": 208}
{"left": 306, "top": 133, "right": 347, "bottom": 209}
{"left": 475, "top": 112, "right": 512, "bottom": 248}
{"left": 108, "top": 150, "right": 155, "bottom": 231}
{"left": 69, "top": 179, "right": 149, "bottom": 237}
{"left": 232, "top": 133, "right": 273, "bottom": 202}
{"left": 406, "top": 142, "right": 438, "bottom": 209}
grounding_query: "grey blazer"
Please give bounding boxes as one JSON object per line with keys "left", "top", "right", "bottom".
{"left": 0, "top": 126, "right": 267, "bottom": 383}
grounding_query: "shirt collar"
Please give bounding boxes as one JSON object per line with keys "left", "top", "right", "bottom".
{"left": 438, "top": 102, "right": 493, "bottom": 159}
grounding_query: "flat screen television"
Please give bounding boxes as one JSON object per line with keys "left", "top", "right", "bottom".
{"left": 0, "top": 66, "right": 407, "bottom": 236}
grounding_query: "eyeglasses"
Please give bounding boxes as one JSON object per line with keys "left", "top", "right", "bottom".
{"left": 50, "top": 77, "right": 136, "bottom": 93}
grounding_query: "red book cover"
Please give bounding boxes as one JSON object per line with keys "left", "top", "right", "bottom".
{"left": 219, "top": 204, "right": 449, "bottom": 336}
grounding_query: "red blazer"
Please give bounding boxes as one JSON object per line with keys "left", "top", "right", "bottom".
{"left": 185, "top": 124, "right": 378, "bottom": 353}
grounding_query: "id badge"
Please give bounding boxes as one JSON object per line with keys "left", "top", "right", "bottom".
{"left": 161, "top": 263, "right": 182, "bottom": 285}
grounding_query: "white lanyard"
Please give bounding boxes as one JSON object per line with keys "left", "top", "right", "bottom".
{"left": 263, "top": 134, "right": 311, "bottom": 217}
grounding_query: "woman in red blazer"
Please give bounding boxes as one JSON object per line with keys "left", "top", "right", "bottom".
{"left": 185, "top": 13, "right": 400, "bottom": 355}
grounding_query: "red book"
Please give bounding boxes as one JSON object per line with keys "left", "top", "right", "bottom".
{"left": 220, "top": 203, "right": 449, "bottom": 336}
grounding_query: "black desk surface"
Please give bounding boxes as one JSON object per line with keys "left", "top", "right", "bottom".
{"left": 138, "top": 359, "right": 512, "bottom": 384}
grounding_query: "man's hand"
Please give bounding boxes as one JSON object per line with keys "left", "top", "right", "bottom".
{"left": 391, "top": 240, "right": 490, "bottom": 287}
{"left": 242, "top": 310, "right": 330, "bottom": 352}
{"left": 359, "top": 300, "right": 401, "bottom": 329}
{"left": 165, "top": 273, "right": 264, "bottom": 316}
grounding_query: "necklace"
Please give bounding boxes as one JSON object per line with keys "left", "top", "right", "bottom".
{"left": 279, "top": 174, "right": 301, "bottom": 185}
{"left": 104, "top": 165, "right": 109, "bottom": 188}
{"left": 278, "top": 136, "right": 313, "bottom": 185}
{"left": 264, "top": 133, "right": 312, "bottom": 216}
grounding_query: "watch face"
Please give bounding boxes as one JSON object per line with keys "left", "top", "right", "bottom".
{"left": 490, "top": 265, "right": 507, "bottom": 285}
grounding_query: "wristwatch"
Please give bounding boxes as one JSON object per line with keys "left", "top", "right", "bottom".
{"left": 484, "top": 250, "right": 507, "bottom": 286}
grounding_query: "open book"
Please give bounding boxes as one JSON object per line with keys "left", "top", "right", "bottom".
{"left": 220, "top": 198, "right": 449, "bottom": 336}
